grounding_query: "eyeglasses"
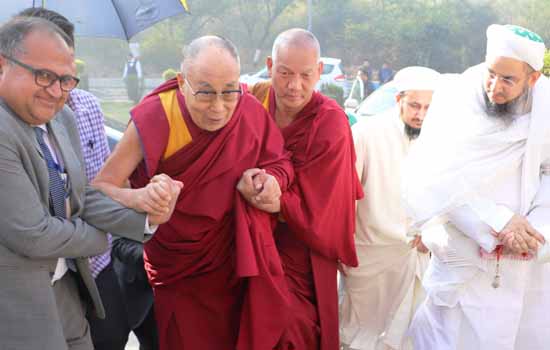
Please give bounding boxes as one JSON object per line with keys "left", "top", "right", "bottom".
{"left": 183, "top": 77, "right": 241, "bottom": 103}
{"left": 485, "top": 69, "right": 524, "bottom": 89}
{"left": 3, "top": 55, "right": 79, "bottom": 92}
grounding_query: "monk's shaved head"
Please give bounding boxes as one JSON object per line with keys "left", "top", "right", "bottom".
{"left": 177, "top": 35, "right": 241, "bottom": 132}
{"left": 181, "top": 35, "right": 240, "bottom": 74}
{"left": 271, "top": 28, "right": 320, "bottom": 63}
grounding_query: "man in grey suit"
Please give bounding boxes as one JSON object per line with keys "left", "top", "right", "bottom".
{"left": 0, "top": 17, "right": 181, "bottom": 350}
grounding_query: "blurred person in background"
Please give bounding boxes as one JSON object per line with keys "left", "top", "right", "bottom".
{"left": 123, "top": 53, "right": 143, "bottom": 104}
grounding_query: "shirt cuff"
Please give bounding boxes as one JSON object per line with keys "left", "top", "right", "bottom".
{"left": 144, "top": 215, "right": 158, "bottom": 235}
{"left": 469, "top": 197, "right": 514, "bottom": 233}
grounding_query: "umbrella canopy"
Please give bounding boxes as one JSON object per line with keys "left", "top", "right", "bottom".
{"left": 0, "top": 0, "right": 189, "bottom": 40}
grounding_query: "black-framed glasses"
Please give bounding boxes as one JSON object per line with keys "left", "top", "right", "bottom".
{"left": 183, "top": 77, "right": 241, "bottom": 103}
{"left": 3, "top": 55, "right": 79, "bottom": 92}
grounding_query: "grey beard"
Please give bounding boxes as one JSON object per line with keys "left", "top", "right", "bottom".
{"left": 404, "top": 124, "right": 421, "bottom": 140}
{"left": 483, "top": 84, "right": 532, "bottom": 124}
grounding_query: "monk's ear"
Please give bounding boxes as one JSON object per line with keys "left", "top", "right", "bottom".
{"left": 317, "top": 60, "right": 324, "bottom": 76}
{"left": 176, "top": 72, "right": 183, "bottom": 86}
{"left": 266, "top": 56, "right": 273, "bottom": 78}
{"left": 528, "top": 71, "right": 542, "bottom": 88}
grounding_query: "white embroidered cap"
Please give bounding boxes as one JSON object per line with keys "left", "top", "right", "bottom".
{"left": 486, "top": 24, "right": 546, "bottom": 71}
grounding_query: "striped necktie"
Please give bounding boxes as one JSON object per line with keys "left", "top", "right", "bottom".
{"left": 35, "top": 127, "right": 78, "bottom": 273}
{"left": 34, "top": 127, "right": 67, "bottom": 218}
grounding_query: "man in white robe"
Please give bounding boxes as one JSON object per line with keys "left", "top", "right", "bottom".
{"left": 403, "top": 24, "right": 550, "bottom": 350}
{"left": 340, "top": 66, "right": 440, "bottom": 350}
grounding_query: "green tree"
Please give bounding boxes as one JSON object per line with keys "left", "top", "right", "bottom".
{"left": 543, "top": 50, "right": 550, "bottom": 77}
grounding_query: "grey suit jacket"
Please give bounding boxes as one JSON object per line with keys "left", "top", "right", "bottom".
{"left": 0, "top": 99, "right": 147, "bottom": 350}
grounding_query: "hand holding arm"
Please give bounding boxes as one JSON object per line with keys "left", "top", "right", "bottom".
{"left": 236, "top": 168, "right": 264, "bottom": 201}
{"left": 497, "top": 214, "right": 545, "bottom": 253}
{"left": 237, "top": 168, "right": 282, "bottom": 213}
{"left": 147, "top": 174, "right": 183, "bottom": 225}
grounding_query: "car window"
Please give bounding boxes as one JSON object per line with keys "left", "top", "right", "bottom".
{"left": 322, "top": 64, "right": 334, "bottom": 75}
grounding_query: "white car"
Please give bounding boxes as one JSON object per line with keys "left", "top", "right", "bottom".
{"left": 105, "top": 124, "right": 123, "bottom": 150}
{"left": 345, "top": 80, "right": 398, "bottom": 120}
{"left": 240, "top": 57, "right": 346, "bottom": 90}
{"left": 239, "top": 67, "right": 270, "bottom": 86}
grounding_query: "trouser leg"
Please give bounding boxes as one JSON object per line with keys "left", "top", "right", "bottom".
{"left": 86, "top": 262, "right": 131, "bottom": 350}
{"left": 53, "top": 272, "right": 94, "bottom": 350}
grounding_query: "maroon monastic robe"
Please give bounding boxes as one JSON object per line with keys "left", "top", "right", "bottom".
{"left": 130, "top": 79, "right": 294, "bottom": 350}
{"left": 252, "top": 82, "right": 362, "bottom": 350}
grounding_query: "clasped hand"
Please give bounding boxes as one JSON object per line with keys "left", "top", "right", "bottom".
{"left": 236, "top": 168, "right": 281, "bottom": 213}
{"left": 495, "top": 214, "right": 545, "bottom": 255}
{"left": 133, "top": 174, "right": 183, "bottom": 225}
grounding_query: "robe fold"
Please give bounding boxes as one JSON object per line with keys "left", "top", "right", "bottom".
{"left": 252, "top": 82, "right": 362, "bottom": 350}
{"left": 130, "top": 79, "right": 294, "bottom": 350}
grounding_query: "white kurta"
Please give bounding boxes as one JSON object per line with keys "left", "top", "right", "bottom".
{"left": 405, "top": 67, "right": 550, "bottom": 350}
{"left": 340, "top": 109, "right": 429, "bottom": 350}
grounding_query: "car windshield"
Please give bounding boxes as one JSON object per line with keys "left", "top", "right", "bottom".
{"left": 356, "top": 82, "right": 398, "bottom": 117}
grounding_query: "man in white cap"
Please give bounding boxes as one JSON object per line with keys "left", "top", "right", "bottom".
{"left": 340, "top": 66, "right": 440, "bottom": 350}
{"left": 404, "top": 24, "right": 550, "bottom": 350}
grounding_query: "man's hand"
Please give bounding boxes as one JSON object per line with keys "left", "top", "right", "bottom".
{"left": 252, "top": 172, "right": 281, "bottom": 205}
{"left": 498, "top": 214, "right": 545, "bottom": 253}
{"left": 148, "top": 174, "right": 183, "bottom": 225}
{"left": 337, "top": 260, "right": 348, "bottom": 277}
{"left": 237, "top": 168, "right": 282, "bottom": 213}
{"left": 410, "top": 235, "right": 429, "bottom": 254}
{"left": 498, "top": 230, "right": 528, "bottom": 254}
{"left": 129, "top": 174, "right": 171, "bottom": 215}
{"left": 237, "top": 168, "right": 264, "bottom": 201}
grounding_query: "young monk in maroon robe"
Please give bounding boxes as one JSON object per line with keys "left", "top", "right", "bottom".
{"left": 93, "top": 36, "right": 294, "bottom": 350}
{"left": 248, "top": 29, "right": 363, "bottom": 350}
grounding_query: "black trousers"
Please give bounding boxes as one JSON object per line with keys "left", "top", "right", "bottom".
{"left": 133, "top": 306, "right": 159, "bottom": 350}
{"left": 86, "top": 262, "right": 159, "bottom": 350}
{"left": 86, "top": 262, "right": 130, "bottom": 350}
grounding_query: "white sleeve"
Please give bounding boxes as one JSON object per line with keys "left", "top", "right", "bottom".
{"left": 447, "top": 197, "right": 514, "bottom": 252}
{"left": 122, "top": 64, "right": 128, "bottom": 79}
{"left": 527, "top": 163, "right": 550, "bottom": 262}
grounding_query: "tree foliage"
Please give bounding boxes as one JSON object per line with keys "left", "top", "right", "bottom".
{"left": 75, "top": 0, "right": 550, "bottom": 77}
{"left": 544, "top": 50, "right": 550, "bottom": 77}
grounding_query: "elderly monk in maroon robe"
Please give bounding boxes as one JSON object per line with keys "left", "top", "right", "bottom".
{"left": 92, "top": 36, "right": 294, "bottom": 350}
{"left": 247, "top": 29, "right": 363, "bottom": 350}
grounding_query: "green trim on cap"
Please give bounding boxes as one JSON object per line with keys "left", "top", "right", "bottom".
{"left": 505, "top": 25, "right": 544, "bottom": 43}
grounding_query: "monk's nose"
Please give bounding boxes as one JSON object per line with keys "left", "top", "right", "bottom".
{"left": 287, "top": 76, "right": 301, "bottom": 90}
